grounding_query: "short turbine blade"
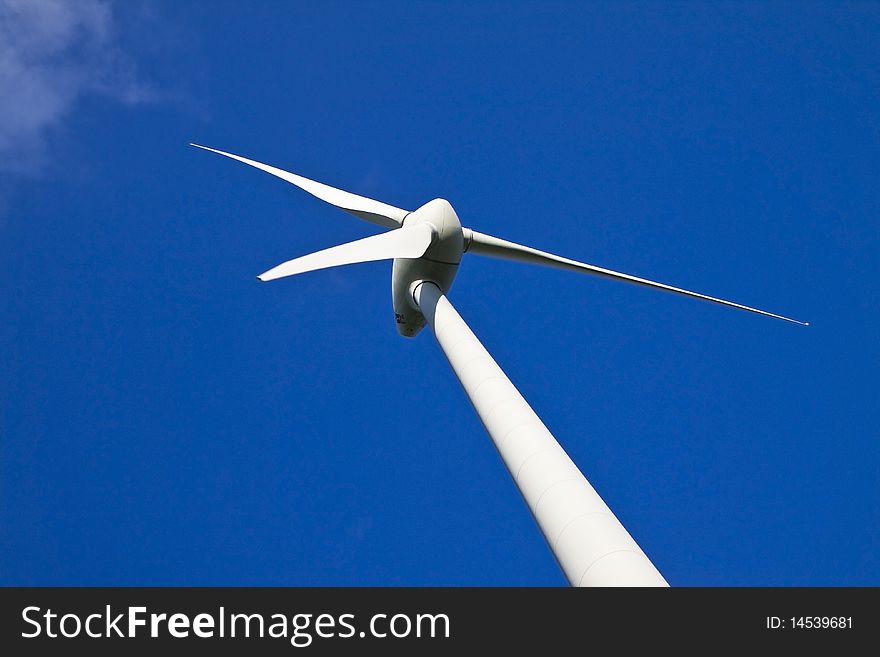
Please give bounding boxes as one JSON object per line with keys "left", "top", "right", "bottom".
{"left": 258, "top": 224, "right": 434, "bottom": 282}
{"left": 464, "top": 229, "right": 808, "bottom": 325}
{"left": 190, "top": 143, "right": 409, "bottom": 228}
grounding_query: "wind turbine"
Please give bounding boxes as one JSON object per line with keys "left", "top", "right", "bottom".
{"left": 192, "top": 143, "right": 807, "bottom": 587}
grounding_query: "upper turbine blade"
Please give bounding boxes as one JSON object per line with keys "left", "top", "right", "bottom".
{"left": 464, "top": 229, "right": 808, "bottom": 326}
{"left": 258, "top": 223, "right": 434, "bottom": 282}
{"left": 190, "top": 144, "right": 409, "bottom": 229}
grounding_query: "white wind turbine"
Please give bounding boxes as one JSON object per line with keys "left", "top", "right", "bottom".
{"left": 192, "top": 144, "right": 807, "bottom": 587}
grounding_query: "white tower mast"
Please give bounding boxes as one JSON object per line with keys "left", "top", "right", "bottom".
{"left": 413, "top": 280, "right": 667, "bottom": 586}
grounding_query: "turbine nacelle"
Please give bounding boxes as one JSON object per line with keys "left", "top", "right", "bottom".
{"left": 393, "top": 198, "right": 463, "bottom": 337}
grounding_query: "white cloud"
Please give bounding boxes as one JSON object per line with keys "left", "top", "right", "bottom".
{"left": 0, "top": 0, "right": 153, "bottom": 174}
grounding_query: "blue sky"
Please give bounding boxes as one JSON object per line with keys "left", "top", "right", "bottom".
{"left": 1, "top": 1, "right": 877, "bottom": 586}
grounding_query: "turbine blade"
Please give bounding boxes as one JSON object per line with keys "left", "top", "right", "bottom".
{"left": 258, "top": 224, "right": 434, "bottom": 282}
{"left": 190, "top": 143, "right": 409, "bottom": 228}
{"left": 464, "top": 229, "right": 808, "bottom": 326}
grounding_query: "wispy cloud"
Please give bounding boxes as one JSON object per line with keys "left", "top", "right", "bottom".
{"left": 0, "top": 0, "right": 154, "bottom": 175}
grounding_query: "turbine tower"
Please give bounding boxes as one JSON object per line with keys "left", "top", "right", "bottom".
{"left": 192, "top": 144, "right": 807, "bottom": 586}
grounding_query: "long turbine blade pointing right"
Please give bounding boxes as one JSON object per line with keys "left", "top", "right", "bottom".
{"left": 190, "top": 144, "right": 409, "bottom": 229}
{"left": 258, "top": 224, "right": 434, "bottom": 282}
{"left": 465, "top": 229, "right": 808, "bottom": 325}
